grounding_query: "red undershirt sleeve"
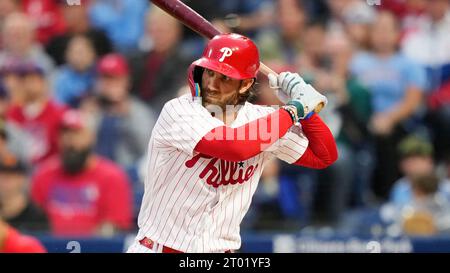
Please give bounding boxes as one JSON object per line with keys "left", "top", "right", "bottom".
{"left": 294, "top": 114, "right": 338, "bottom": 169}
{"left": 194, "top": 109, "right": 294, "bottom": 161}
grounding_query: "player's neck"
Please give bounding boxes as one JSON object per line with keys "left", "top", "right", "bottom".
{"left": 224, "top": 110, "right": 237, "bottom": 126}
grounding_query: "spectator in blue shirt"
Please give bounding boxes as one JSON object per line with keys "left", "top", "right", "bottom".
{"left": 390, "top": 136, "right": 450, "bottom": 207}
{"left": 350, "top": 11, "right": 427, "bottom": 199}
{"left": 88, "top": 0, "right": 149, "bottom": 54}
{"left": 53, "top": 34, "right": 97, "bottom": 108}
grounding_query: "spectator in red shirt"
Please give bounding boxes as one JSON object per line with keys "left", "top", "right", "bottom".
{"left": 21, "top": 0, "right": 66, "bottom": 45}
{"left": 6, "top": 61, "right": 67, "bottom": 164}
{"left": 31, "top": 110, "right": 133, "bottom": 237}
{"left": 0, "top": 218, "right": 46, "bottom": 253}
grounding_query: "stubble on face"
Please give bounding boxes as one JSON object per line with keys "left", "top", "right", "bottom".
{"left": 202, "top": 86, "right": 241, "bottom": 111}
{"left": 201, "top": 69, "right": 244, "bottom": 110}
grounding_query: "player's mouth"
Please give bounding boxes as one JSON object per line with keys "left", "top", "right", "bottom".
{"left": 203, "top": 89, "right": 221, "bottom": 101}
{"left": 204, "top": 89, "right": 220, "bottom": 96}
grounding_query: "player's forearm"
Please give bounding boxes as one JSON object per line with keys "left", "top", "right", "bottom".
{"left": 294, "top": 114, "right": 338, "bottom": 169}
{"left": 195, "top": 109, "right": 294, "bottom": 161}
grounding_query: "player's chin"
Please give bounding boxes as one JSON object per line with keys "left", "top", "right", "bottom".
{"left": 203, "top": 96, "right": 221, "bottom": 106}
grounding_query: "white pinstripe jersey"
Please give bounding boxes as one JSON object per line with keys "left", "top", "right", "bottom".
{"left": 135, "top": 94, "right": 308, "bottom": 253}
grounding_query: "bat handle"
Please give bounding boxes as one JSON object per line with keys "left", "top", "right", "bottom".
{"left": 259, "top": 62, "right": 277, "bottom": 77}
{"left": 259, "top": 62, "right": 324, "bottom": 114}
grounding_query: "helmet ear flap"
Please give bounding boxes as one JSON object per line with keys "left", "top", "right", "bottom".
{"left": 193, "top": 66, "right": 204, "bottom": 85}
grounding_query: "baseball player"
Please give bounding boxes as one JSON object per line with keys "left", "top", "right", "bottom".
{"left": 128, "top": 33, "right": 337, "bottom": 253}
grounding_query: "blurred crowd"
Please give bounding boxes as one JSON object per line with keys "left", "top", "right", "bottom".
{"left": 0, "top": 0, "right": 450, "bottom": 246}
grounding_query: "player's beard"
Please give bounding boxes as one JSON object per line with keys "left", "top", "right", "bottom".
{"left": 202, "top": 88, "right": 241, "bottom": 111}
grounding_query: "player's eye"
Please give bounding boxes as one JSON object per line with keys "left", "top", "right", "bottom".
{"left": 222, "top": 75, "right": 231, "bottom": 82}
{"left": 206, "top": 69, "right": 214, "bottom": 77}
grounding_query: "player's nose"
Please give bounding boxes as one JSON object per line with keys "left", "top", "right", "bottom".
{"left": 207, "top": 72, "right": 220, "bottom": 92}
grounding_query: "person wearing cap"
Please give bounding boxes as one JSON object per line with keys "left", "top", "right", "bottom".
{"left": 6, "top": 61, "right": 67, "bottom": 164}
{"left": 381, "top": 172, "right": 450, "bottom": 237}
{"left": 0, "top": 57, "right": 28, "bottom": 105}
{"left": 342, "top": 0, "right": 376, "bottom": 51}
{"left": 389, "top": 135, "right": 450, "bottom": 207}
{"left": 85, "top": 53, "right": 155, "bottom": 169}
{"left": 373, "top": 136, "right": 450, "bottom": 237}
{"left": 30, "top": 110, "right": 132, "bottom": 237}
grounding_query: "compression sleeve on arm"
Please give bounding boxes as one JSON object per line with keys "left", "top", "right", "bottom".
{"left": 294, "top": 114, "right": 338, "bottom": 169}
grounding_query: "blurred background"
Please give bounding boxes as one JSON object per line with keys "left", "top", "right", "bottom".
{"left": 0, "top": 0, "right": 450, "bottom": 253}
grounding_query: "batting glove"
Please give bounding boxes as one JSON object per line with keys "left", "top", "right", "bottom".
{"left": 268, "top": 72, "right": 328, "bottom": 119}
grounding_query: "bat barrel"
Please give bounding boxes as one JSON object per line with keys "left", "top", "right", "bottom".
{"left": 151, "top": 0, "right": 220, "bottom": 39}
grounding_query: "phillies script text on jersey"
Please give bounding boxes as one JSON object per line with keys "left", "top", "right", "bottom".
{"left": 185, "top": 154, "right": 259, "bottom": 187}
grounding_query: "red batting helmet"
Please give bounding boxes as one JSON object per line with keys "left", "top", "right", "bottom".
{"left": 188, "top": 33, "right": 260, "bottom": 97}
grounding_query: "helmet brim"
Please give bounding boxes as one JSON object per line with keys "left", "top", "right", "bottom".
{"left": 192, "top": 57, "right": 255, "bottom": 80}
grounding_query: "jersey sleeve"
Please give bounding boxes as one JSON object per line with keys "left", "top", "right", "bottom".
{"left": 266, "top": 124, "right": 309, "bottom": 164}
{"left": 153, "top": 96, "right": 224, "bottom": 155}
{"left": 250, "top": 104, "right": 309, "bottom": 164}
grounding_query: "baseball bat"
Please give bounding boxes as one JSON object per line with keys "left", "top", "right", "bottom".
{"left": 150, "top": 0, "right": 324, "bottom": 113}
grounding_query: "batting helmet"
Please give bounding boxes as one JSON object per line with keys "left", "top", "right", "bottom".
{"left": 188, "top": 33, "right": 260, "bottom": 97}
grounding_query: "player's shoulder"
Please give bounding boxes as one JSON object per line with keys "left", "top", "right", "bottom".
{"left": 161, "top": 94, "right": 206, "bottom": 117}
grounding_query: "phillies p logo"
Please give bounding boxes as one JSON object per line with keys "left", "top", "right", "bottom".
{"left": 219, "top": 47, "right": 233, "bottom": 62}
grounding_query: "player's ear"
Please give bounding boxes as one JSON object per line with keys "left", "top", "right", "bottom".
{"left": 238, "top": 78, "right": 255, "bottom": 95}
